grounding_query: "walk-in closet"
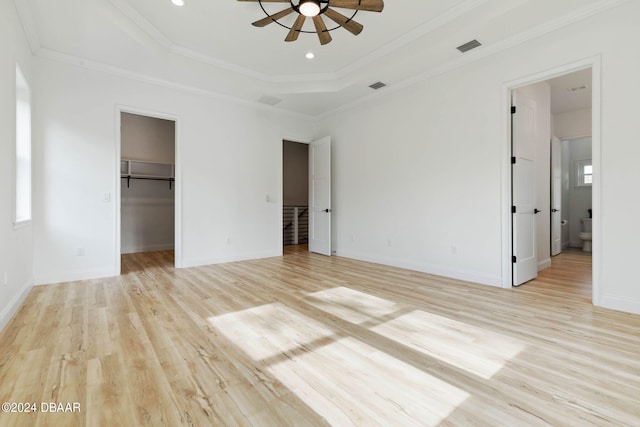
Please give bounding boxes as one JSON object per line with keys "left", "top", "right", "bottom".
{"left": 120, "top": 112, "right": 176, "bottom": 255}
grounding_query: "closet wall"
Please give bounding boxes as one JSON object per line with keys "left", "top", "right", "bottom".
{"left": 121, "top": 112, "right": 175, "bottom": 254}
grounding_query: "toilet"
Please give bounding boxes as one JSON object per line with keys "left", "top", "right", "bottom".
{"left": 579, "top": 218, "right": 592, "bottom": 252}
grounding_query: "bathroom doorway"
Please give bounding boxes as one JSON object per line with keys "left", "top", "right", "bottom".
{"left": 507, "top": 61, "right": 596, "bottom": 301}
{"left": 547, "top": 68, "right": 593, "bottom": 259}
{"left": 555, "top": 137, "right": 592, "bottom": 255}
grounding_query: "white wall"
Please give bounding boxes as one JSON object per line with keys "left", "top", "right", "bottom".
{"left": 0, "top": 0, "right": 34, "bottom": 329}
{"left": 121, "top": 179, "right": 175, "bottom": 254}
{"left": 316, "top": 2, "right": 640, "bottom": 313}
{"left": 515, "top": 82, "right": 552, "bottom": 271}
{"left": 33, "top": 58, "right": 312, "bottom": 284}
{"left": 283, "top": 140, "right": 308, "bottom": 207}
{"left": 554, "top": 108, "right": 592, "bottom": 140}
{"left": 564, "top": 138, "right": 593, "bottom": 247}
{"left": 121, "top": 113, "right": 175, "bottom": 163}
{"left": 121, "top": 113, "right": 175, "bottom": 254}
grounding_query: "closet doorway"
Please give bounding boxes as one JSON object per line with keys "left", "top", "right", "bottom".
{"left": 282, "top": 140, "right": 309, "bottom": 248}
{"left": 118, "top": 110, "right": 178, "bottom": 271}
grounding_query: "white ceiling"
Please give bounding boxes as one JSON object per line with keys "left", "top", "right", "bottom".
{"left": 548, "top": 68, "right": 592, "bottom": 114}
{"left": 17, "top": 0, "right": 611, "bottom": 116}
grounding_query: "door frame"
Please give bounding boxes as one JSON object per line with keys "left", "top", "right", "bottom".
{"left": 501, "top": 56, "right": 601, "bottom": 306}
{"left": 115, "top": 105, "right": 182, "bottom": 273}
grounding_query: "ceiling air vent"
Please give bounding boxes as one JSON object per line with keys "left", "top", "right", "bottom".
{"left": 258, "top": 95, "right": 282, "bottom": 106}
{"left": 456, "top": 39, "right": 482, "bottom": 53}
{"left": 369, "top": 82, "right": 387, "bottom": 90}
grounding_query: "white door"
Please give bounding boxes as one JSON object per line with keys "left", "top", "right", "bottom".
{"left": 512, "top": 91, "right": 538, "bottom": 286}
{"left": 309, "top": 136, "right": 332, "bottom": 256}
{"left": 550, "top": 136, "right": 562, "bottom": 256}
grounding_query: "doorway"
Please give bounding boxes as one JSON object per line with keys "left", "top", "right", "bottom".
{"left": 281, "top": 136, "right": 333, "bottom": 256}
{"left": 282, "top": 140, "right": 309, "bottom": 248}
{"left": 505, "top": 59, "right": 599, "bottom": 304}
{"left": 116, "top": 108, "right": 180, "bottom": 272}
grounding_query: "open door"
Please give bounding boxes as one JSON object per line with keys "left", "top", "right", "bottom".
{"left": 550, "top": 136, "right": 562, "bottom": 256}
{"left": 309, "top": 136, "right": 332, "bottom": 256}
{"left": 512, "top": 91, "right": 538, "bottom": 286}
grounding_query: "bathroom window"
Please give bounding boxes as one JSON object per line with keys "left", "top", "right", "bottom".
{"left": 576, "top": 160, "right": 592, "bottom": 188}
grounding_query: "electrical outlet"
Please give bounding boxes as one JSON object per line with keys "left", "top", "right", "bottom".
{"left": 76, "top": 247, "right": 85, "bottom": 256}
{"left": 102, "top": 192, "right": 111, "bottom": 202}
{"left": 451, "top": 246, "right": 458, "bottom": 255}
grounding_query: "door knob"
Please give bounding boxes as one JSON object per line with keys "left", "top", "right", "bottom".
{"left": 534, "top": 209, "right": 541, "bottom": 214}
{"left": 551, "top": 208, "right": 559, "bottom": 212}
{"left": 324, "top": 208, "right": 331, "bottom": 213}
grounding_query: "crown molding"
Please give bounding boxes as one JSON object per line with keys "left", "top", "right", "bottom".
{"left": 13, "top": 0, "right": 41, "bottom": 54}
{"left": 334, "top": 0, "right": 488, "bottom": 79}
{"left": 35, "top": 48, "right": 314, "bottom": 121}
{"left": 107, "top": 0, "right": 489, "bottom": 85}
{"left": 318, "top": 0, "right": 632, "bottom": 120}
{"left": 16, "top": 0, "right": 631, "bottom": 119}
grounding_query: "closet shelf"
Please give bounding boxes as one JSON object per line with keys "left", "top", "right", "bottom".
{"left": 121, "top": 159, "right": 175, "bottom": 189}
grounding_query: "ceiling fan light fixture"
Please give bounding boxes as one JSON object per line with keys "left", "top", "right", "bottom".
{"left": 171, "top": 0, "right": 184, "bottom": 6}
{"left": 299, "top": 0, "right": 321, "bottom": 17}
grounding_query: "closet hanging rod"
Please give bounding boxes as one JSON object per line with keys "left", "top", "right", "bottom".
{"left": 121, "top": 175, "right": 175, "bottom": 190}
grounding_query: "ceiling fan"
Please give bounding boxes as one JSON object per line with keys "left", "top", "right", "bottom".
{"left": 238, "top": 0, "right": 384, "bottom": 45}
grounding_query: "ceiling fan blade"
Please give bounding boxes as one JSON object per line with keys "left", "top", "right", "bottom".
{"left": 328, "top": 0, "right": 384, "bottom": 12}
{"left": 324, "top": 8, "right": 363, "bottom": 36}
{"left": 237, "top": 0, "right": 289, "bottom": 2}
{"left": 285, "top": 14, "right": 306, "bottom": 42}
{"left": 312, "top": 16, "right": 332, "bottom": 45}
{"left": 252, "top": 7, "right": 295, "bottom": 27}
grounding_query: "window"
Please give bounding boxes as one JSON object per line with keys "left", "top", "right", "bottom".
{"left": 15, "top": 65, "right": 31, "bottom": 224}
{"left": 576, "top": 160, "right": 592, "bottom": 188}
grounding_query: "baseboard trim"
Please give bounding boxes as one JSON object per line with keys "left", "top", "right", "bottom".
{"left": 34, "top": 267, "right": 117, "bottom": 286}
{"left": 181, "top": 250, "right": 281, "bottom": 269}
{"left": 121, "top": 243, "right": 175, "bottom": 254}
{"left": 0, "top": 281, "right": 33, "bottom": 332}
{"left": 538, "top": 258, "right": 552, "bottom": 271}
{"left": 336, "top": 249, "right": 502, "bottom": 287}
{"left": 599, "top": 294, "right": 640, "bottom": 315}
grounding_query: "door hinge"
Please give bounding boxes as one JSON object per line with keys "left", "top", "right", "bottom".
{"left": 511, "top": 156, "right": 516, "bottom": 164}
{"left": 512, "top": 206, "right": 516, "bottom": 214}
{"left": 512, "top": 256, "right": 517, "bottom": 263}
{"left": 511, "top": 106, "right": 516, "bottom": 114}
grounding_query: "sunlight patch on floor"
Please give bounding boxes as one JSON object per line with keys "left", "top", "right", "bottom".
{"left": 304, "top": 287, "right": 400, "bottom": 325}
{"left": 268, "top": 337, "right": 469, "bottom": 426}
{"left": 207, "top": 302, "right": 334, "bottom": 360}
{"left": 371, "top": 310, "right": 525, "bottom": 379}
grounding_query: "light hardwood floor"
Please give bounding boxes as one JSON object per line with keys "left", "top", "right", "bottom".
{"left": 1, "top": 248, "right": 639, "bottom": 426}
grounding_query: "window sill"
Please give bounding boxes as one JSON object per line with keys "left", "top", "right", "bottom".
{"left": 13, "top": 220, "right": 32, "bottom": 230}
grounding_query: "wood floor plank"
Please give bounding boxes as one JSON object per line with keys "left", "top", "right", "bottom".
{"left": 1, "top": 248, "right": 639, "bottom": 426}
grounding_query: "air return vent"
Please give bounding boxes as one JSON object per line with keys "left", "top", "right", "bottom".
{"left": 456, "top": 39, "right": 482, "bottom": 53}
{"left": 258, "top": 95, "right": 282, "bottom": 106}
{"left": 369, "top": 82, "right": 387, "bottom": 90}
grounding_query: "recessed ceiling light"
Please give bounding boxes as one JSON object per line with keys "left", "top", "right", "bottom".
{"left": 305, "top": 52, "right": 315, "bottom": 60}
{"left": 171, "top": 0, "right": 184, "bottom": 6}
